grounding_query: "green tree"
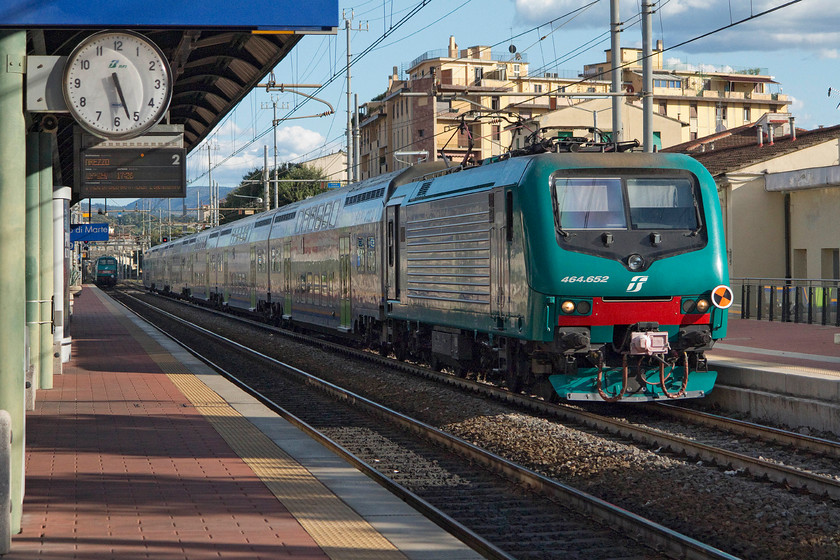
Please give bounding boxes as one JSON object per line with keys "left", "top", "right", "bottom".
{"left": 221, "top": 164, "right": 327, "bottom": 223}
{"left": 275, "top": 164, "right": 326, "bottom": 206}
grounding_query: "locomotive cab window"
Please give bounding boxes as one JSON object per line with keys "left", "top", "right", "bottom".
{"left": 551, "top": 170, "right": 707, "bottom": 269}
{"left": 552, "top": 174, "right": 701, "bottom": 232}
{"left": 554, "top": 178, "right": 627, "bottom": 229}
{"left": 626, "top": 178, "right": 698, "bottom": 230}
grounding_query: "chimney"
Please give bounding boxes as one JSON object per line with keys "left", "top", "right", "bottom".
{"left": 789, "top": 116, "right": 796, "bottom": 141}
{"left": 656, "top": 39, "right": 663, "bottom": 51}
{"left": 768, "top": 125, "right": 774, "bottom": 145}
{"left": 756, "top": 125, "right": 763, "bottom": 147}
{"left": 393, "top": 66, "right": 399, "bottom": 82}
{"left": 448, "top": 36, "right": 458, "bottom": 58}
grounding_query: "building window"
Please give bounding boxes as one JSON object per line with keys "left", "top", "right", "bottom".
{"left": 822, "top": 249, "right": 840, "bottom": 280}
{"left": 418, "top": 129, "right": 424, "bottom": 138}
{"left": 492, "top": 125, "right": 500, "bottom": 141}
{"left": 654, "top": 79, "right": 681, "bottom": 88}
{"left": 744, "top": 107, "right": 751, "bottom": 122}
{"left": 658, "top": 100, "right": 667, "bottom": 115}
{"left": 512, "top": 63, "right": 520, "bottom": 77}
{"left": 475, "top": 67, "right": 483, "bottom": 84}
{"left": 534, "top": 84, "right": 543, "bottom": 93}
{"left": 491, "top": 96, "right": 500, "bottom": 110}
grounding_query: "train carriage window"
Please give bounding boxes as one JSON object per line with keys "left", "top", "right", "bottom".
{"left": 271, "top": 248, "right": 280, "bottom": 272}
{"left": 257, "top": 249, "right": 267, "bottom": 273}
{"left": 367, "top": 237, "right": 376, "bottom": 273}
{"left": 323, "top": 202, "right": 334, "bottom": 229}
{"left": 314, "top": 204, "right": 324, "bottom": 230}
{"left": 330, "top": 202, "right": 340, "bottom": 227}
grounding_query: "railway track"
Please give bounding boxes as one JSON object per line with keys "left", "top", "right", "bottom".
{"left": 113, "top": 287, "right": 738, "bottom": 560}
{"left": 121, "top": 285, "right": 840, "bottom": 502}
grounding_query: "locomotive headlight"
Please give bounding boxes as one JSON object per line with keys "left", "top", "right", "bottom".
{"left": 627, "top": 253, "right": 645, "bottom": 271}
{"left": 561, "top": 300, "right": 576, "bottom": 314}
{"left": 681, "top": 299, "right": 695, "bottom": 313}
{"left": 695, "top": 298, "right": 711, "bottom": 313}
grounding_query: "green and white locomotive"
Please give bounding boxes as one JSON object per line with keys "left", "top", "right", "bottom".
{"left": 145, "top": 150, "right": 730, "bottom": 402}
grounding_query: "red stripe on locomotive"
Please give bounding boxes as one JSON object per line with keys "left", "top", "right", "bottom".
{"left": 557, "top": 297, "right": 710, "bottom": 327}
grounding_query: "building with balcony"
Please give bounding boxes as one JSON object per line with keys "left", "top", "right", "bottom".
{"left": 582, "top": 42, "right": 789, "bottom": 142}
{"left": 664, "top": 119, "right": 840, "bottom": 281}
{"left": 358, "top": 36, "right": 611, "bottom": 179}
{"left": 358, "top": 36, "right": 791, "bottom": 179}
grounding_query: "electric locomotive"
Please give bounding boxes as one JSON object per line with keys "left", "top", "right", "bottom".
{"left": 94, "top": 255, "right": 118, "bottom": 287}
{"left": 145, "top": 150, "right": 729, "bottom": 402}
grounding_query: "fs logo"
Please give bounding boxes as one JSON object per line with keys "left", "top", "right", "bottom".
{"left": 626, "top": 275, "right": 648, "bottom": 293}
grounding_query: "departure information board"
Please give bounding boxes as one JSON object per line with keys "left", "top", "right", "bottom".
{"left": 74, "top": 124, "right": 186, "bottom": 199}
{"left": 79, "top": 148, "right": 186, "bottom": 198}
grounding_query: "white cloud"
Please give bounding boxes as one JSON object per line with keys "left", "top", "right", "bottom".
{"left": 274, "top": 125, "right": 326, "bottom": 160}
{"left": 188, "top": 122, "right": 327, "bottom": 187}
{"left": 513, "top": 0, "right": 840, "bottom": 54}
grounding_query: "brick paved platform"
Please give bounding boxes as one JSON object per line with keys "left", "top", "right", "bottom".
{"left": 7, "top": 286, "right": 481, "bottom": 560}
{"left": 710, "top": 313, "right": 840, "bottom": 373}
{"left": 706, "top": 312, "right": 840, "bottom": 435}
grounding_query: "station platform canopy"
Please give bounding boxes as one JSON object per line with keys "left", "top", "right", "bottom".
{"left": 13, "top": 1, "right": 337, "bottom": 192}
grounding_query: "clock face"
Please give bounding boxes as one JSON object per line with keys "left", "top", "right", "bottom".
{"left": 63, "top": 30, "right": 173, "bottom": 140}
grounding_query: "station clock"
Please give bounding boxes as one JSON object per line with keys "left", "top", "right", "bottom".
{"left": 63, "top": 30, "right": 173, "bottom": 140}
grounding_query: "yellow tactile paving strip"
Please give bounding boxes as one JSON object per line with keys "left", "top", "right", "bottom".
{"left": 92, "top": 289, "right": 407, "bottom": 560}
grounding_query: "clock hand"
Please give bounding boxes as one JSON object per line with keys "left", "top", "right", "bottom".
{"left": 111, "top": 72, "right": 131, "bottom": 120}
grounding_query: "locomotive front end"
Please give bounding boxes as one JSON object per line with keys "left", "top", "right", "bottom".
{"left": 522, "top": 153, "right": 730, "bottom": 402}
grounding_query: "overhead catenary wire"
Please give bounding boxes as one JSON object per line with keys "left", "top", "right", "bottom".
{"left": 191, "top": 0, "right": 801, "bottom": 187}
{"left": 190, "top": 0, "right": 595, "bottom": 184}
{"left": 507, "top": 0, "right": 803, "bottom": 111}
{"left": 188, "top": 0, "right": 435, "bottom": 186}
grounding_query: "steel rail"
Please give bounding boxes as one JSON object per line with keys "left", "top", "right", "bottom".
{"left": 128, "top": 286, "right": 840, "bottom": 501}
{"left": 118, "top": 289, "right": 739, "bottom": 560}
{"left": 649, "top": 402, "right": 840, "bottom": 459}
{"left": 113, "top": 292, "right": 514, "bottom": 560}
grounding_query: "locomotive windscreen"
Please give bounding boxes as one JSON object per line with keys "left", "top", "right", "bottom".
{"left": 554, "top": 176, "right": 698, "bottom": 231}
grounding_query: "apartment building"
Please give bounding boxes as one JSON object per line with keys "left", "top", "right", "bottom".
{"left": 358, "top": 36, "right": 790, "bottom": 179}
{"left": 582, "top": 42, "right": 789, "bottom": 142}
{"left": 358, "top": 36, "right": 611, "bottom": 179}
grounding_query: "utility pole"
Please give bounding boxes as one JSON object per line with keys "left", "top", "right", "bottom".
{"left": 344, "top": 11, "right": 368, "bottom": 183}
{"left": 345, "top": 15, "right": 353, "bottom": 183}
{"left": 255, "top": 75, "right": 332, "bottom": 199}
{"left": 261, "top": 95, "right": 288, "bottom": 208}
{"left": 610, "top": 0, "right": 623, "bottom": 143}
{"left": 354, "top": 94, "right": 360, "bottom": 181}
{"left": 203, "top": 142, "right": 219, "bottom": 227}
{"left": 263, "top": 146, "right": 270, "bottom": 212}
{"left": 642, "top": 0, "right": 654, "bottom": 152}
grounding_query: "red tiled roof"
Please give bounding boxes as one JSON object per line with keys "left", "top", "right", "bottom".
{"left": 663, "top": 124, "right": 840, "bottom": 177}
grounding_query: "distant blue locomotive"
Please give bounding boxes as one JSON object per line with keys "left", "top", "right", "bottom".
{"left": 94, "top": 256, "right": 118, "bottom": 287}
{"left": 145, "top": 150, "right": 730, "bottom": 402}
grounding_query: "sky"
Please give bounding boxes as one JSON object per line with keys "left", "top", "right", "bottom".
{"left": 185, "top": 0, "right": 840, "bottom": 190}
